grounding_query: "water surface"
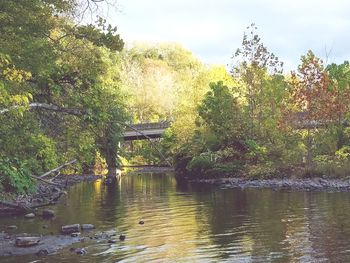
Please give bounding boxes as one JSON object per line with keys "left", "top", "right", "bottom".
{"left": 1, "top": 172, "right": 350, "bottom": 262}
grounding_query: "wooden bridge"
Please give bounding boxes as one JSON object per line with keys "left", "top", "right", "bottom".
{"left": 122, "top": 121, "right": 170, "bottom": 141}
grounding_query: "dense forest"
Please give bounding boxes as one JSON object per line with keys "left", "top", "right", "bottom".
{"left": 1, "top": 0, "right": 350, "bottom": 194}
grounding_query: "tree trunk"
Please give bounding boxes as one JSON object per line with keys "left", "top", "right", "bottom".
{"left": 306, "top": 128, "right": 314, "bottom": 170}
{"left": 105, "top": 149, "right": 117, "bottom": 178}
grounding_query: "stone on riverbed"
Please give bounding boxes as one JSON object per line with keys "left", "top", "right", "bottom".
{"left": 42, "top": 209, "right": 55, "bottom": 218}
{"left": 36, "top": 248, "right": 49, "bottom": 256}
{"left": 74, "top": 248, "right": 87, "bottom": 255}
{"left": 24, "top": 213, "right": 35, "bottom": 219}
{"left": 81, "top": 224, "right": 95, "bottom": 230}
{"left": 15, "top": 236, "right": 41, "bottom": 247}
{"left": 70, "top": 232, "right": 80, "bottom": 237}
{"left": 61, "top": 224, "right": 81, "bottom": 234}
{"left": 104, "top": 230, "right": 117, "bottom": 237}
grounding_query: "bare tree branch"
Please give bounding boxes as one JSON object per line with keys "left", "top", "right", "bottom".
{"left": 39, "top": 159, "right": 77, "bottom": 178}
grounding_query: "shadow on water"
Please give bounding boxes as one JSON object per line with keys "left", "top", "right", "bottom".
{"left": 1, "top": 173, "right": 350, "bottom": 262}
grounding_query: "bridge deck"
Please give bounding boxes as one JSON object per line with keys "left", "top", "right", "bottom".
{"left": 123, "top": 121, "right": 170, "bottom": 141}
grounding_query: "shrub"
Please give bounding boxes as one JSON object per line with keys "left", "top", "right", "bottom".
{"left": 246, "top": 163, "right": 277, "bottom": 179}
{"left": 186, "top": 155, "right": 215, "bottom": 176}
{"left": 0, "top": 158, "right": 35, "bottom": 193}
{"left": 245, "top": 139, "right": 267, "bottom": 163}
{"left": 314, "top": 153, "right": 350, "bottom": 178}
{"left": 204, "top": 162, "right": 242, "bottom": 178}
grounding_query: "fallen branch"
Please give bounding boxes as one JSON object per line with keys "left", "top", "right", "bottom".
{"left": 50, "top": 171, "right": 61, "bottom": 181}
{"left": 39, "top": 159, "right": 77, "bottom": 178}
{"left": 30, "top": 175, "right": 62, "bottom": 187}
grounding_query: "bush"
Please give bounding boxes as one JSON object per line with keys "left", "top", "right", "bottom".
{"left": 246, "top": 163, "right": 277, "bottom": 179}
{"left": 0, "top": 158, "right": 35, "bottom": 193}
{"left": 314, "top": 153, "right": 350, "bottom": 178}
{"left": 245, "top": 139, "right": 267, "bottom": 163}
{"left": 204, "top": 162, "right": 242, "bottom": 178}
{"left": 186, "top": 155, "right": 215, "bottom": 176}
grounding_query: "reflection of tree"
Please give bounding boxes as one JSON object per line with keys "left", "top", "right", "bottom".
{"left": 192, "top": 188, "right": 324, "bottom": 261}
{"left": 99, "top": 180, "right": 122, "bottom": 225}
{"left": 303, "top": 192, "right": 350, "bottom": 262}
{"left": 192, "top": 188, "right": 252, "bottom": 260}
{"left": 53, "top": 181, "right": 102, "bottom": 227}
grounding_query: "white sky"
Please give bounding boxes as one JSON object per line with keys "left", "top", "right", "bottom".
{"left": 105, "top": 0, "right": 350, "bottom": 71}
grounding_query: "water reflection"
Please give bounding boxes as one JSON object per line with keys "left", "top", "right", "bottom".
{"left": 1, "top": 173, "right": 350, "bottom": 262}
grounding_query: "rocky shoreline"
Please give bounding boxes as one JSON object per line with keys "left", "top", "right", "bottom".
{"left": 0, "top": 227, "right": 124, "bottom": 257}
{"left": 188, "top": 177, "right": 350, "bottom": 191}
{"left": 0, "top": 175, "right": 121, "bottom": 257}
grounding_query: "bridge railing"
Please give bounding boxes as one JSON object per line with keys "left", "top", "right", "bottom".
{"left": 125, "top": 121, "right": 171, "bottom": 131}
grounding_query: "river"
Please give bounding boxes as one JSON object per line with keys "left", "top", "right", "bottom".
{"left": 2, "top": 172, "right": 350, "bottom": 262}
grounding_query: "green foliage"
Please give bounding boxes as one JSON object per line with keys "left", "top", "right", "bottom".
{"left": 72, "top": 17, "right": 124, "bottom": 52}
{"left": 197, "top": 81, "right": 245, "bottom": 146}
{"left": 313, "top": 154, "right": 350, "bottom": 178}
{"left": 205, "top": 163, "right": 242, "bottom": 178}
{"left": 0, "top": 0, "right": 130, "bottom": 192}
{"left": 186, "top": 154, "right": 215, "bottom": 176}
{"left": 0, "top": 158, "right": 35, "bottom": 194}
{"left": 244, "top": 139, "right": 267, "bottom": 162}
{"left": 245, "top": 163, "right": 277, "bottom": 179}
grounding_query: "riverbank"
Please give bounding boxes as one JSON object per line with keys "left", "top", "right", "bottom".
{"left": 0, "top": 175, "right": 119, "bottom": 258}
{"left": 187, "top": 177, "right": 350, "bottom": 191}
{"left": 0, "top": 175, "right": 103, "bottom": 215}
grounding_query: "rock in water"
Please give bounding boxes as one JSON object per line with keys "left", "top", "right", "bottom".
{"left": 75, "top": 248, "right": 87, "bottom": 255}
{"left": 119, "top": 234, "right": 126, "bottom": 241}
{"left": 139, "top": 220, "right": 144, "bottom": 225}
{"left": 42, "top": 209, "right": 55, "bottom": 218}
{"left": 36, "top": 249, "right": 49, "bottom": 257}
{"left": 24, "top": 213, "right": 35, "bottom": 219}
{"left": 70, "top": 232, "right": 81, "bottom": 237}
{"left": 104, "top": 230, "right": 117, "bottom": 237}
{"left": 81, "top": 224, "right": 95, "bottom": 230}
{"left": 61, "top": 224, "right": 81, "bottom": 234}
{"left": 15, "top": 237, "right": 41, "bottom": 247}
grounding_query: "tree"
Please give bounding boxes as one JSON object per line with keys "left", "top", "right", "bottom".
{"left": 197, "top": 81, "right": 245, "bottom": 149}
{"left": 231, "top": 23, "right": 283, "bottom": 139}
{"left": 288, "top": 50, "right": 337, "bottom": 168}
{"left": 326, "top": 61, "right": 350, "bottom": 150}
{"left": 0, "top": 0, "right": 128, "bottom": 189}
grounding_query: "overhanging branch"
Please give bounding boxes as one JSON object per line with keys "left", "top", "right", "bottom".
{"left": 0, "top": 102, "right": 85, "bottom": 116}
